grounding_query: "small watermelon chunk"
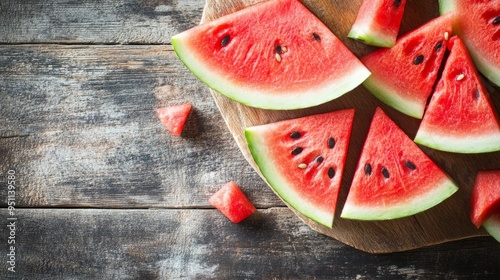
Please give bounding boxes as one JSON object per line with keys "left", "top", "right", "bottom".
{"left": 171, "top": 0, "right": 370, "bottom": 110}
{"left": 439, "top": 0, "right": 500, "bottom": 87}
{"left": 348, "top": 0, "right": 407, "bottom": 47}
{"left": 470, "top": 170, "right": 500, "bottom": 228}
{"left": 483, "top": 213, "right": 500, "bottom": 243}
{"left": 361, "top": 14, "right": 453, "bottom": 119}
{"left": 156, "top": 103, "right": 192, "bottom": 136}
{"left": 341, "top": 108, "right": 458, "bottom": 221}
{"left": 415, "top": 36, "right": 500, "bottom": 154}
{"left": 209, "top": 181, "right": 256, "bottom": 223}
{"left": 245, "top": 109, "right": 355, "bottom": 228}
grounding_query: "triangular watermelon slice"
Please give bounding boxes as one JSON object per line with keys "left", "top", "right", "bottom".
{"left": 361, "top": 14, "right": 453, "bottom": 119}
{"left": 341, "top": 108, "right": 458, "bottom": 221}
{"left": 171, "top": 0, "right": 370, "bottom": 110}
{"left": 156, "top": 103, "right": 192, "bottom": 136}
{"left": 245, "top": 109, "right": 355, "bottom": 228}
{"left": 439, "top": 0, "right": 500, "bottom": 87}
{"left": 414, "top": 36, "right": 500, "bottom": 154}
{"left": 348, "top": 0, "right": 407, "bottom": 48}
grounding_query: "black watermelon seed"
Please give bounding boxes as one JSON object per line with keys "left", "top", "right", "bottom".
{"left": 364, "top": 163, "right": 372, "bottom": 175}
{"left": 328, "top": 167, "right": 335, "bottom": 179}
{"left": 327, "top": 137, "right": 335, "bottom": 149}
{"left": 275, "top": 45, "right": 283, "bottom": 54}
{"left": 316, "top": 156, "right": 324, "bottom": 164}
{"left": 394, "top": 0, "right": 401, "bottom": 8}
{"left": 493, "top": 16, "right": 500, "bottom": 25}
{"left": 382, "top": 167, "right": 390, "bottom": 178}
{"left": 313, "top": 33, "right": 321, "bottom": 41}
{"left": 413, "top": 55, "right": 424, "bottom": 65}
{"left": 405, "top": 160, "right": 416, "bottom": 170}
{"left": 291, "top": 147, "right": 303, "bottom": 155}
{"left": 435, "top": 41, "right": 443, "bottom": 51}
{"left": 290, "top": 131, "right": 301, "bottom": 139}
{"left": 220, "top": 35, "right": 230, "bottom": 47}
{"left": 474, "top": 88, "right": 480, "bottom": 100}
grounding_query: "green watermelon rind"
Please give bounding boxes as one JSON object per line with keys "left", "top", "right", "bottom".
{"left": 244, "top": 127, "right": 334, "bottom": 228}
{"left": 414, "top": 129, "right": 500, "bottom": 154}
{"left": 172, "top": 34, "right": 371, "bottom": 110}
{"left": 362, "top": 76, "right": 424, "bottom": 119}
{"left": 438, "top": 0, "right": 500, "bottom": 87}
{"left": 483, "top": 214, "right": 500, "bottom": 243}
{"left": 348, "top": 25, "right": 395, "bottom": 48}
{"left": 340, "top": 177, "right": 458, "bottom": 220}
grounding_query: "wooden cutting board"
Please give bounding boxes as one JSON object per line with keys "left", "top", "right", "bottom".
{"left": 198, "top": 0, "right": 500, "bottom": 253}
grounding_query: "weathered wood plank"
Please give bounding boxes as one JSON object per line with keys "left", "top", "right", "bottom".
{"left": 0, "top": 44, "right": 283, "bottom": 208}
{"left": 0, "top": 0, "right": 205, "bottom": 44}
{"left": 1, "top": 208, "right": 499, "bottom": 279}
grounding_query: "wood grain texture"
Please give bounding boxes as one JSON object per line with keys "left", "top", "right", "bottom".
{"left": 0, "top": 208, "right": 499, "bottom": 279}
{"left": 0, "top": 0, "right": 203, "bottom": 44}
{"left": 202, "top": 0, "right": 500, "bottom": 252}
{"left": 0, "top": 44, "right": 283, "bottom": 208}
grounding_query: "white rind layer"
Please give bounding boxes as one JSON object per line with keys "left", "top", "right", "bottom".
{"left": 483, "top": 215, "right": 500, "bottom": 243}
{"left": 340, "top": 177, "right": 458, "bottom": 220}
{"left": 363, "top": 75, "right": 424, "bottom": 119}
{"left": 414, "top": 129, "right": 500, "bottom": 154}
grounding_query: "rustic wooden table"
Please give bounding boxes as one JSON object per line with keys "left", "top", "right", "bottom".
{"left": 1, "top": 0, "right": 499, "bottom": 279}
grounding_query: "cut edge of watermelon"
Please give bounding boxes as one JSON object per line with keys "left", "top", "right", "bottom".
{"left": 171, "top": 34, "right": 371, "bottom": 110}
{"left": 244, "top": 127, "right": 334, "bottom": 228}
{"left": 362, "top": 76, "right": 424, "bottom": 119}
{"left": 340, "top": 176, "right": 458, "bottom": 220}
{"left": 414, "top": 128, "right": 500, "bottom": 154}
{"left": 348, "top": 24, "right": 395, "bottom": 48}
{"left": 483, "top": 213, "right": 500, "bottom": 243}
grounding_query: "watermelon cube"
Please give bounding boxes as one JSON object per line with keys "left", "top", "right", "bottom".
{"left": 156, "top": 103, "right": 192, "bottom": 136}
{"left": 209, "top": 181, "right": 256, "bottom": 223}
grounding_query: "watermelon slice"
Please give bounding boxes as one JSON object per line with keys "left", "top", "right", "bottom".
{"left": 171, "top": 0, "right": 370, "bottom": 110}
{"left": 209, "top": 181, "right": 256, "bottom": 223}
{"left": 245, "top": 109, "right": 355, "bottom": 228}
{"left": 483, "top": 213, "right": 500, "bottom": 243}
{"left": 348, "top": 0, "right": 407, "bottom": 47}
{"left": 439, "top": 0, "right": 500, "bottom": 87}
{"left": 341, "top": 108, "right": 458, "bottom": 221}
{"left": 361, "top": 14, "right": 453, "bottom": 119}
{"left": 470, "top": 170, "right": 500, "bottom": 228}
{"left": 156, "top": 103, "right": 192, "bottom": 136}
{"left": 414, "top": 36, "right": 500, "bottom": 154}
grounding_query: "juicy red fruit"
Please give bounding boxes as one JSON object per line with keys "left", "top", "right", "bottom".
{"left": 209, "top": 181, "right": 256, "bottom": 223}
{"left": 470, "top": 170, "right": 500, "bottom": 228}
{"left": 156, "top": 103, "right": 192, "bottom": 136}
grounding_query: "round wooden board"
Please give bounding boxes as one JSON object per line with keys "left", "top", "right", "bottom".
{"left": 199, "top": 0, "right": 500, "bottom": 253}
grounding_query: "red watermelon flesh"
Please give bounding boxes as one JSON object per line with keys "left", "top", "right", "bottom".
{"left": 156, "top": 103, "right": 192, "bottom": 136}
{"left": 245, "top": 109, "right": 355, "bottom": 228}
{"left": 361, "top": 14, "right": 453, "bottom": 119}
{"left": 341, "top": 108, "right": 458, "bottom": 221}
{"left": 171, "top": 0, "right": 370, "bottom": 110}
{"left": 414, "top": 36, "right": 500, "bottom": 154}
{"left": 470, "top": 170, "right": 500, "bottom": 228}
{"left": 483, "top": 212, "right": 500, "bottom": 243}
{"left": 439, "top": 0, "right": 500, "bottom": 87}
{"left": 209, "top": 181, "right": 256, "bottom": 223}
{"left": 348, "top": 0, "right": 407, "bottom": 47}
